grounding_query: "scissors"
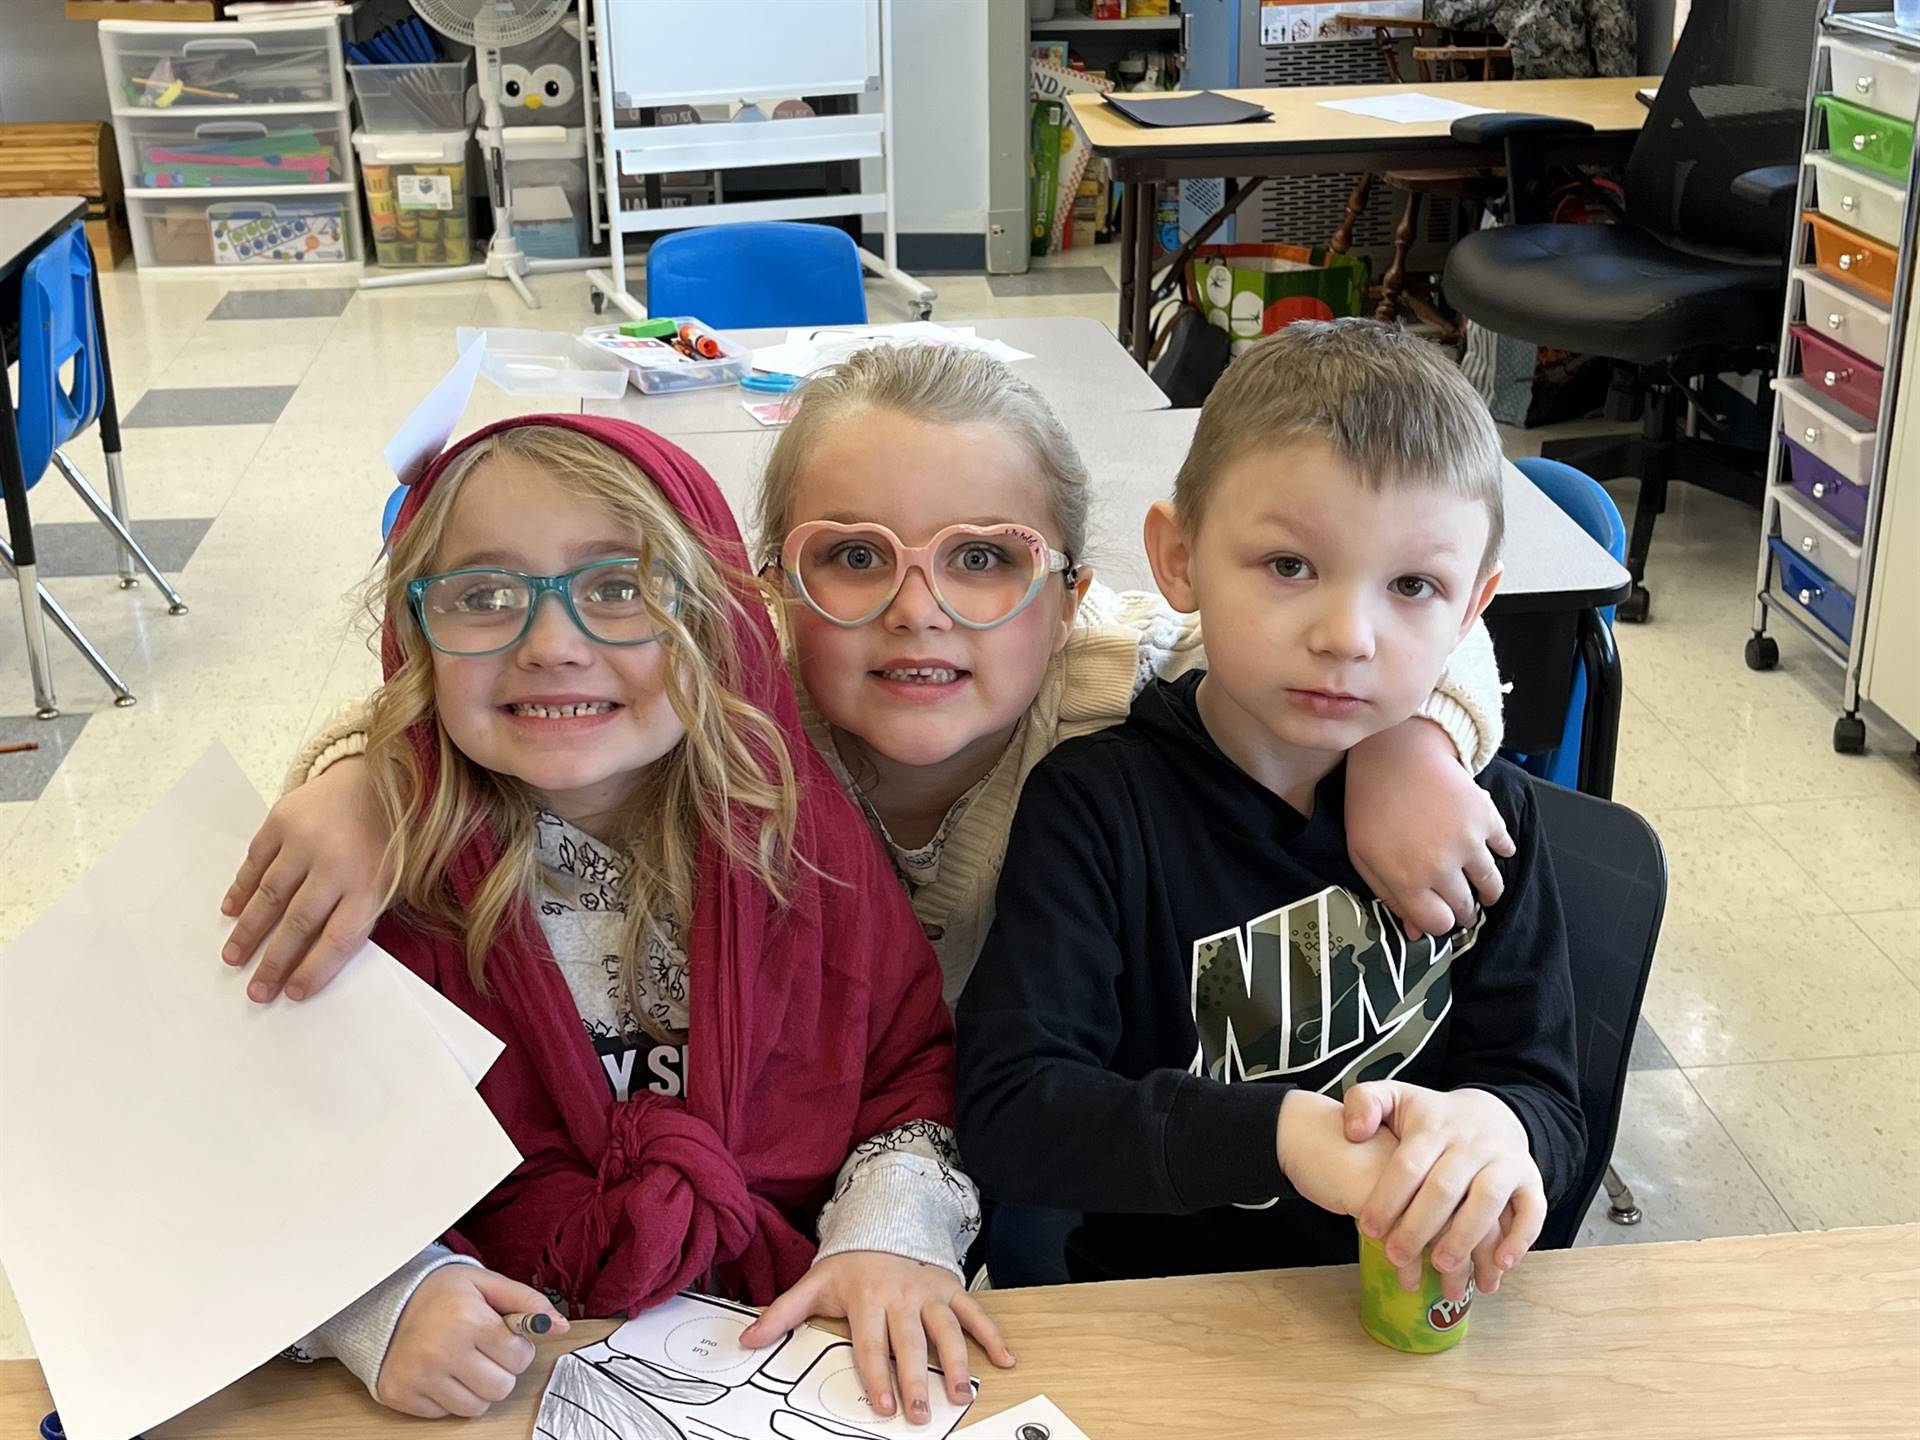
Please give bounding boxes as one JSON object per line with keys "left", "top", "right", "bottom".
{"left": 739, "top": 372, "right": 802, "bottom": 394}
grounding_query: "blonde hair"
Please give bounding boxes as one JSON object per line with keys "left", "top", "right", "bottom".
{"left": 364, "top": 424, "right": 800, "bottom": 1034}
{"left": 1174, "top": 319, "right": 1505, "bottom": 573}
{"left": 751, "top": 344, "right": 1091, "bottom": 563}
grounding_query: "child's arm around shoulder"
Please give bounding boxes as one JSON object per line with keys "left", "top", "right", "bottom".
{"left": 1345, "top": 619, "right": 1517, "bottom": 940}
{"left": 220, "top": 695, "right": 391, "bottom": 1004}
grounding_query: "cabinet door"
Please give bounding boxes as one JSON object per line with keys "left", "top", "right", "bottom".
{"left": 1865, "top": 285, "right": 1920, "bottom": 738}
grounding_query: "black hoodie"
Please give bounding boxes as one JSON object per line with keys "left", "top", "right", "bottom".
{"left": 955, "top": 670, "right": 1584, "bottom": 1281}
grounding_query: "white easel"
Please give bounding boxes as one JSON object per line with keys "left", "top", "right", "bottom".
{"left": 582, "top": 0, "right": 936, "bottom": 321}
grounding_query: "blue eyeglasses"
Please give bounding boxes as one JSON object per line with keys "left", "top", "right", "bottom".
{"left": 406, "top": 557, "right": 684, "bottom": 657}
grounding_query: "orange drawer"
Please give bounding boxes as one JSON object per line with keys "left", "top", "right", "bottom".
{"left": 1806, "top": 210, "right": 1898, "bottom": 303}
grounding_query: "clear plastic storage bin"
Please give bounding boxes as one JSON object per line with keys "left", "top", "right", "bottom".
{"left": 347, "top": 61, "right": 471, "bottom": 132}
{"left": 354, "top": 129, "right": 473, "bottom": 267}
{"left": 455, "top": 327, "right": 631, "bottom": 399}
{"left": 581, "top": 320, "right": 751, "bottom": 394}
{"left": 138, "top": 194, "right": 352, "bottom": 266}
{"left": 503, "top": 125, "right": 589, "bottom": 259}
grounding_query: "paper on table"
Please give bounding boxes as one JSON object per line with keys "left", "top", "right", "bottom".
{"left": 955, "top": 1395, "right": 1095, "bottom": 1440}
{"left": 535, "top": 1293, "right": 977, "bottom": 1440}
{"left": 0, "top": 745, "right": 521, "bottom": 1440}
{"left": 383, "top": 331, "right": 486, "bottom": 490}
{"left": 1317, "top": 92, "right": 1503, "bottom": 125}
{"left": 751, "top": 322, "right": 1034, "bottom": 379}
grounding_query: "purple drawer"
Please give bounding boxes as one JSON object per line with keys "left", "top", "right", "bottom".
{"left": 1782, "top": 437, "right": 1869, "bottom": 539}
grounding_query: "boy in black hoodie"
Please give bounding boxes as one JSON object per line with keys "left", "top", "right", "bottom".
{"left": 956, "top": 320, "right": 1583, "bottom": 1307}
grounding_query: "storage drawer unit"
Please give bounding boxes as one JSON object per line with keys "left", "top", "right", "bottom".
{"left": 1797, "top": 265, "right": 1892, "bottom": 367}
{"left": 1782, "top": 438, "right": 1871, "bottom": 538}
{"left": 1815, "top": 92, "right": 1914, "bottom": 184}
{"left": 1776, "top": 377, "right": 1878, "bottom": 485}
{"left": 1806, "top": 209, "right": 1899, "bottom": 303}
{"left": 1808, "top": 151, "right": 1906, "bottom": 246}
{"left": 1769, "top": 536, "right": 1856, "bottom": 644}
{"left": 1776, "top": 487, "right": 1865, "bottom": 593}
{"left": 101, "top": 16, "right": 360, "bottom": 272}
{"left": 1792, "top": 322, "right": 1885, "bottom": 422}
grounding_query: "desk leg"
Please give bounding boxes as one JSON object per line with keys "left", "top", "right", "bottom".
{"left": 1576, "top": 607, "right": 1622, "bottom": 801}
{"left": 87, "top": 256, "right": 137, "bottom": 592}
{"left": 1128, "top": 181, "right": 1154, "bottom": 367}
{"left": 0, "top": 327, "right": 58, "bottom": 719}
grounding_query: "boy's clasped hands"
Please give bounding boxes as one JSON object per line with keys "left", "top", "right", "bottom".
{"left": 1281, "top": 1081, "right": 1546, "bottom": 1304}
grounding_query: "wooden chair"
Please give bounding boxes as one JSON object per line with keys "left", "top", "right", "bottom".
{"left": 1327, "top": 16, "right": 1513, "bottom": 337}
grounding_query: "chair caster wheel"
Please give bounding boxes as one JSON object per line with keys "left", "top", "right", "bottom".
{"left": 113, "top": 694, "right": 138, "bottom": 708}
{"left": 1833, "top": 715, "right": 1866, "bottom": 754}
{"left": 168, "top": 602, "right": 189, "bottom": 616}
{"left": 118, "top": 577, "right": 139, "bottom": 590}
{"left": 1618, "top": 584, "right": 1650, "bottom": 623}
{"left": 1744, "top": 635, "right": 1779, "bottom": 671}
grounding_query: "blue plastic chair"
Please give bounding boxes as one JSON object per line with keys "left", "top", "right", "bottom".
{"left": 645, "top": 222, "right": 868, "bottom": 329}
{"left": 14, "top": 224, "right": 105, "bottom": 486}
{"left": 1503, "top": 456, "right": 1627, "bottom": 791}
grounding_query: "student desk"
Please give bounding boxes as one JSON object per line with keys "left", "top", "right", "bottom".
{"left": 1, "top": 1226, "right": 1911, "bottom": 1439}
{"left": 1066, "top": 77, "right": 1657, "bottom": 363}
{"left": 671, "top": 409, "right": 1632, "bottom": 792}
{"left": 586, "top": 316, "right": 1171, "bottom": 437}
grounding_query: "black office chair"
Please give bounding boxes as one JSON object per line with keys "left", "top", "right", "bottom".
{"left": 1533, "top": 779, "right": 1667, "bottom": 1249}
{"left": 1443, "top": 0, "right": 1815, "bottom": 622}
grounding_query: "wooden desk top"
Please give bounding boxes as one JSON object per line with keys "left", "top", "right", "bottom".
{"left": 1070, "top": 76, "right": 1655, "bottom": 158}
{"left": 8, "top": 1227, "right": 1910, "bottom": 1440}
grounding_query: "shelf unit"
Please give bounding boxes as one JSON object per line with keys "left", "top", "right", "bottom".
{"left": 1747, "top": 4, "right": 1920, "bottom": 756}
{"left": 1031, "top": 15, "right": 1182, "bottom": 32}
{"left": 99, "top": 14, "right": 364, "bottom": 274}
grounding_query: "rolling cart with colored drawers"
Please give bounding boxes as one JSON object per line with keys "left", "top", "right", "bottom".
{"left": 1747, "top": 5, "right": 1920, "bottom": 759}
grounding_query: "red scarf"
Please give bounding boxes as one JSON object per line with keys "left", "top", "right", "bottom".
{"left": 373, "top": 414, "right": 954, "bottom": 1316}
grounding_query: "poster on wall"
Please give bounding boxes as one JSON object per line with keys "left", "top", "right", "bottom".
{"left": 1259, "top": 0, "right": 1424, "bottom": 46}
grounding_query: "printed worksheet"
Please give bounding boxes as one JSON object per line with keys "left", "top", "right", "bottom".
{"left": 535, "top": 1294, "right": 978, "bottom": 1440}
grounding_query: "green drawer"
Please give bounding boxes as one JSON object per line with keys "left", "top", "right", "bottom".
{"left": 1816, "top": 93, "right": 1915, "bottom": 184}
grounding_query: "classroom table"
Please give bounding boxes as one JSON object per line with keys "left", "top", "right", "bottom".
{"left": 587, "top": 316, "right": 1171, "bottom": 436}
{"left": 670, "top": 409, "right": 1630, "bottom": 793}
{"left": 0, "top": 194, "right": 137, "bottom": 718}
{"left": 1066, "top": 77, "right": 1658, "bottom": 363}
{"left": 2, "top": 1226, "right": 1911, "bottom": 1439}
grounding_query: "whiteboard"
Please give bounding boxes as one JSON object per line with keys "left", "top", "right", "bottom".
{"left": 601, "top": 0, "right": 879, "bottom": 108}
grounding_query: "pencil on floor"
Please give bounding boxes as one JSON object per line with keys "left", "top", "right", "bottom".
{"left": 0, "top": 742, "right": 41, "bottom": 756}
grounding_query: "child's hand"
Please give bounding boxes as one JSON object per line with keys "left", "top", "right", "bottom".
{"left": 377, "top": 1266, "right": 569, "bottom": 1419}
{"left": 1345, "top": 718, "right": 1515, "bottom": 940}
{"left": 221, "top": 756, "right": 392, "bottom": 1003}
{"left": 739, "top": 1252, "right": 1014, "bottom": 1427}
{"left": 1344, "top": 1080, "right": 1545, "bottom": 1303}
{"left": 1276, "top": 1089, "right": 1401, "bottom": 1218}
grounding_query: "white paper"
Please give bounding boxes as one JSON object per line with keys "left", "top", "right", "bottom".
{"left": 956, "top": 1395, "right": 1095, "bottom": 1440}
{"left": 384, "top": 333, "right": 486, "bottom": 490}
{"left": 535, "top": 1293, "right": 977, "bottom": 1440}
{"left": 0, "top": 746, "right": 521, "bottom": 1440}
{"left": 751, "top": 322, "right": 1034, "bottom": 379}
{"left": 1317, "top": 92, "right": 1503, "bottom": 125}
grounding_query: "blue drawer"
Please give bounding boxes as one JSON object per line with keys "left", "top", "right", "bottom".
{"left": 1771, "top": 536, "right": 1856, "bottom": 642}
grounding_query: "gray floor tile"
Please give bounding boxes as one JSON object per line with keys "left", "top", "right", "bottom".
{"left": 0, "top": 713, "right": 91, "bottom": 803}
{"left": 123, "top": 387, "right": 296, "bottom": 428}
{"left": 24, "top": 518, "right": 211, "bottom": 579}
{"left": 1628, "top": 1014, "right": 1679, "bottom": 1071}
{"left": 206, "top": 288, "right": 355, "bottom": 321}
{"left": 987, "top": 265, "right": 1117, "bottom": 298}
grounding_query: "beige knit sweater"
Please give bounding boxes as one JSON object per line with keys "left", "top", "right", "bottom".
{"left": 287, "top": 586, "right": 1502, "bottom": 1004}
